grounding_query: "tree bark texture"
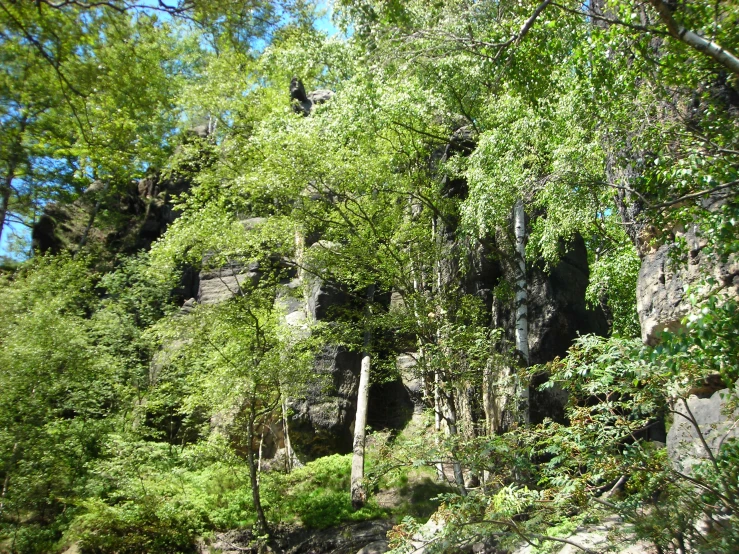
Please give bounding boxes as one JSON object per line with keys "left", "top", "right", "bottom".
{"left": 649, "top": 0, "right": 739, "bottom": 77}
{"left": 246, "top": 408, "right": 269, "bottom": 535}
{"left": 514, "top": 199, "right": 530, "bottom": 423}
{"left": 0, "top": 184, "right": 10, "bottom": 249}
{"left": 351, "top": 284, "right": 375, "bottom": 509}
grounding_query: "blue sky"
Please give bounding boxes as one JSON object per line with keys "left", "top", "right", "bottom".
{"left": 0, "top": 1, "right": 343, "bottom": 262}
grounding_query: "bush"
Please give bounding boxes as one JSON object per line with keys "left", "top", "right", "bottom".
{"left": 72, "top": 499, "right": 198, "bottom": 554}
{"left": 264, "top": 454, "right": 387, "bottom": 529}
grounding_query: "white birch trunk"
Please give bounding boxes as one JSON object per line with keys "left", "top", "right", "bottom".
{"left": 649, "top": 0, "right": 739, "bottom": 77}
{"left": 514, "top": 199, "right": 530, "bottom": 424}
{"left": 433, "top": 370, "right": 445, "bottom": 481}
{"left": 444, "top": 391, "right": 467, "bottom": 496}
{"left": 351, "top": 285, "right": 375, "bottom": 509}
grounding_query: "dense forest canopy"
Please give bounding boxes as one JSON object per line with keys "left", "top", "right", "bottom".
{"left": 0, "top": 1, "right": 737, "bottom": 553}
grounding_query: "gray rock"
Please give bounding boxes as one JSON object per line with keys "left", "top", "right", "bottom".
{"left": 637, "top": 223, "right": 739, "bottom": 345}
{"left": 356, "top": 540, "right": 389, "bottom": 554}
{"left": 666, "top": 385, "right": 739, "bottom": 475}
{"left": 490, "top": 234, "right": 609, "bottom": 426}
{"left": 276, "top": 278, "right": 308, "bottom": 329}
{"left": 397, "top": 353, "right": 424, "bottom": 413}
{"left": 241, "top": 216, "right": 267, "bottom": 230}
{"left": 179, "top": 297, "right": 196, "bottom": 315}
{"left": 288, "top": 344, "right": 361, "bottom": 461}
{"left": 197, "top": 262, "right": 260, "bottom": 305}
{"left": 84, "top": 179, "right": 105, "bottom": 195}
{"left": 308, "top": 89, "right": 334, "bottom": 106}
{"left": 290, "top": 77, "right": 333, "bottom": 116}
{"left": 304, "top": 273, "right": 350, "bottom": 321}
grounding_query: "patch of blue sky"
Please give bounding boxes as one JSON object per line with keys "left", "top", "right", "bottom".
{"left": 0, "top": 220, "right": 30, "bottom": 262}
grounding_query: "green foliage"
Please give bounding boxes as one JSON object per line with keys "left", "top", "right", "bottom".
{"left": 2, "top": 0, "right": 739, "bottom": 551}
{"left": 72, "top": 498, "right": 198, "bottom": 554}
{"left": 264, "top": 454, "right": 386, "bottom": 529}
{"left": 586, "top": 234, "right": 641, "bottom": 338}
{"left": 0, "top": 253, "right": 180, "bottom": 551}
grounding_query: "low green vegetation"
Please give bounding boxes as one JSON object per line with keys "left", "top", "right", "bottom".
{"left": 265, "top": 454, "right": 387, "bottom": 529}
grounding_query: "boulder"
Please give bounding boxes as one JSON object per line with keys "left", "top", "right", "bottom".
{"left": 305, "top": 274, "right": 351, "bottom": 321}
{"left": 356, "top": 540, "right": 389, "bottom": 554}
{"left": 666, "top": 384, "right": 739, "bottom": 475}
{"left": 278, "top": 279, "right": 308, "bottom": 329}
{"left": 290, "top": 77, "right": 333, "bottom": 116}
{"left": 397, "top": 353, "right": 424, "bottom": 413}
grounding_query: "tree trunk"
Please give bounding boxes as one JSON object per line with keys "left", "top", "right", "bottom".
{"left": 246, "top": 408, "right": 269, "bottom": 535}
{"left": 351, "top": 284, "right": 375, "bottom": 509}
{"left": 443, "top": 390, "right": 467, "bottom": 496}
{"left": 0, "top": 185, "right": 10, "bottom": 250}
{"left": 482, "top": 360, "right": 496, "bottom": 436}
{"left": 513, "top": 199, "right": 530, "bottom": 424}
{"left": 1, "top": 116, "right": 26, "bottom": 250}
{"left": 433, "top": 370, "right": 446, "bottom": 481}
{"left": 649, "top": 0, "right": 739, "bottom": 77}
{"left": 0, "top": 442, "right": 18, "bottom": 518}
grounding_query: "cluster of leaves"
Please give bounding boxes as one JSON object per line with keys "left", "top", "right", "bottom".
{"left": 388, "top": 300, "right": 739, "bottom": 552}
{"left": 0, "top": 253, "right": 177, "bottom": 552}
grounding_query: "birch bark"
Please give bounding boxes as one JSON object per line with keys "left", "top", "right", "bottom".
{"left": 351, "top": 284, "right": 375, "bottom": 509}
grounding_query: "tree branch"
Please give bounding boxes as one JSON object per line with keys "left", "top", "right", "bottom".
{"left": 648, "top": 0, "right": 739, "bottom": 77}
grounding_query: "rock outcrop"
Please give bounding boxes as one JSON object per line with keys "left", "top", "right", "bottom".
{"left": 666, "top": 383, "right": 739, "bottom": 476}
{"left": 289, "top": 343, "right": 362, "bottom": 460}
{"left": 203, "top": 520, "right": 393, "bottom": 554}
{"left": 197, "top": 261, "right": 261, "bottom": 305}
{"left": 637, "top": 217, "right": 739, "bottom": 345}
{"left": 485, "top": 234, "right": 609, "bottom": 426}
{"left": 32, "top": 168, "right": 192, "bottom": 257}
{"left": 290, "top": 77, "right": 334, "bottom": 116}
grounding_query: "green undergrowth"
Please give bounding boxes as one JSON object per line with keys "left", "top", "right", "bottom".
{"left": 60, "top": 447, "right": 419, "bottom": 553}
{"left": 264, "top": 454, "right": 388, "bottom": 529}
{"left": 367, "top": 420, "right": 455, "bottom": 521}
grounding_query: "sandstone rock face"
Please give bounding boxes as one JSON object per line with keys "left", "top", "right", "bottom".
{"left": 288, "top": 343, "right": 362, "bottom": 461}
{"left": 490, "top": 234, "right": 609, "bottom": 425}
{"left": 367, "top": 379, "right": 414, "bottom": 430}
{"left": 304, "top": 273, "right": 352, "bottom": 321}
{"left": 356, "top": 540, "right": 389, "bottom": 554}
{"left": 196, "top": 261, "right": 261, "bottom": 305}
{"left": 290, "top": 77, "right": 333, "bottom": 116}
{"left": 527, "top": 235, "right": 609, "bottom": 365}
{"left": 32, "top": 171, "right": 191, "bottom": 256}
{"left": 637, "top": 223, "right": 739, "bottom": 345}
{"left": 397, "top": 353, "right": 424, "bottom": 413}
{"left": 666, "top": 384, "right": 739, "bottom": 476}
{"left": 205, "top": 520, "right": 393, "bottom": 554}
{"left": 277, "top": 278, "right": 308, "bottom": 328}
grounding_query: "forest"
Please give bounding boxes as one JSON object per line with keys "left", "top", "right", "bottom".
{"left": 0, "top": 1, "right": 737, "bottom": 553}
